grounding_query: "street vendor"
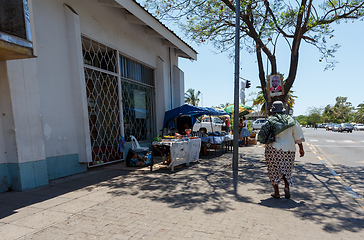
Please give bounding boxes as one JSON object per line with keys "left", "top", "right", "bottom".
{"left": 179, "top": 122, "right": 190, "bottom": 135}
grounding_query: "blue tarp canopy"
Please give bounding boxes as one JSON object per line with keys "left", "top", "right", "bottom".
{"left": 163, "top": 104, "right": 228, "bottom": 129}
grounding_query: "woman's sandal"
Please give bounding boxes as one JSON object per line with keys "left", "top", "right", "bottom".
{"left": 271, "top": 193, "right": 280, "bottom": 199}
{"left": 284, "top": 188, "right": 291, "bottom": 199}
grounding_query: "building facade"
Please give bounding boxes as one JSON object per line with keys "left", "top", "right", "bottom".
{"left": 0, "top": 0, "right": 197, "bottom": 192}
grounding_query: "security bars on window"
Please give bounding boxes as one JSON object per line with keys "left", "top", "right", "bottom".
{"left": 82, "top": 36, "right": 121, "bottom": 166}
{"left": 119, "top": 55, "right": 155, "bottom": 143}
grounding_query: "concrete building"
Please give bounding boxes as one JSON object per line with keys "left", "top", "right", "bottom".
{"left": 0, "top": 0, "right": 197, "bottom": 192}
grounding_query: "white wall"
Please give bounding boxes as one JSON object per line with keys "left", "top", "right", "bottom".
{"left": 28, "top": 0, "right": 185, "bottom": 159}
{"left": 155, "top": 57, "right": 166, "bottom": 135}
{"left": 0, "top": 61, "right": 14, "bottom": 164}
{"left": 4, "top": 58, "right": 46, "bottom": 164}
{"left": 6, "top": 59, "right": 46, "bottom": 163}
{"left": 32, "top": 0, "right": 80, "bottom": 158}
{"left": 173, "top": 65, "right": 185, "bottom": 108}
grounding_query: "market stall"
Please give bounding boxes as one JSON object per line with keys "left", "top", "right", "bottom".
{"left": 153, "top": 104, "right": 228, "bottom": 171}
{"left": 163, "top": 104, "right": 228, "bottom": 135}
{"left": 200, "top": 133, "right": 234, "bottom": 153}
{"left": 152, "top": 137, "right": 201, "bottom": 171}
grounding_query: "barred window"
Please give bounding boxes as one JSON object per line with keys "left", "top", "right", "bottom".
{"left": 82, "top": 36, "right": 117, "bottom": 73}
{"left": 82, "top": 36, "right": 121, "bottom": 167}
{"left": 120, "top": 56, "right": 155, "bottom": 142}
{"left": 120, "top": 55, "right": 154, "bottom": 86}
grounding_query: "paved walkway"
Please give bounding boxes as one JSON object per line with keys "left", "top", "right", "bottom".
{"left": 0, "top": 143, "right": 363, "bottom": 239}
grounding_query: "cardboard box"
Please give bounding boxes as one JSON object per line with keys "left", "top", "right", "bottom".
{"left": 209, "top": 144, "right": 222, "bottom": 149}
{"left": 248, "top": 138, "right": 257, "bottom": 145}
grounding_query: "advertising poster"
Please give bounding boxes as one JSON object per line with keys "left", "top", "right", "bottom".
{"left": 268, "top": 74, "right": 284, "bottom": 97}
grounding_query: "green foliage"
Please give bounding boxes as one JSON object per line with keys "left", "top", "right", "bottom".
{"left": 323, "top": 96, "right": 354, "bottom": 123}
{"left": 252, "top": 85, "right": 297, "bottom": 115}
{"left": 306, "top": 107, "right": 324, "bottom": 125}
{"left": 184, "top": 88, "right": 201, "bottom": 106}
{"left": 305, "top": 96, "right": 355, "bottom": 123}
{"left": 353, "top": 102, "right": 364, "bottom": 123}
{"left": 142, "top": 0, "right": 364, "bottom": 70}
{"left": 211, "top": 102, "right": 231, "bottom": 109}
{"left": 295, "top": 115, "right": 308, "bottom": 126}
{"left": 141, "top": 0, "right": 364, "bottom": 107}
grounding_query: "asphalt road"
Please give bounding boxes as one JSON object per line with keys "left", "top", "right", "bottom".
{"left": 303, "top": 127, "right": 364, "bottom": 199}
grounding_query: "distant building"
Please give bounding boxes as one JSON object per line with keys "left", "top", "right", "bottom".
{"left": 0, "top": 0, "right": 196, "bottom": 192}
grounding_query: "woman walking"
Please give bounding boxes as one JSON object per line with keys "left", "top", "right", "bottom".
{"left": 240, "top": 117, "right": 250, "bottom": 146}
{"left": 258, "top": 101, "right": 305, "bottom": 199}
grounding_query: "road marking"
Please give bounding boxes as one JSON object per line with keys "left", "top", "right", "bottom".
{"left": 306, "top": 143, "right": 364, "bottom": 210}
{"left": 361, "top": 140, "right": 364, "bottom": 143}
{"left": 343, "top": 140, "right": 353, "bottom": 143}
{"left": 326, "top": 140, "right": 335, "bottom": 142}
{"left": 309, "top": 139, "right": 318, "bottom": 142}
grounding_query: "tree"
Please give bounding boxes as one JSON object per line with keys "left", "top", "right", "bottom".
{"left": 185, "top": 88, "right": 201, "bottom": 106}
{"left": 142, "top": 0, "right": 364, "bottom": 111}
{"left": 353, "top": 102, "right": 364, "bottom": 123}
{"left": 213, "top": 102, "right": 231, "bottom": 109}
{"left": 333, "top": 96, "right": 354, "bottom": 122}
{"left": 295, "top": 115, "right": 307, "bottom": 126}
{"left": 323, "top": 104, "right": 335, "bottom": 122}
{"left": 306, "top": 107, "right": 323, "bottom": 125}
{"left": 323, "top": 96, "right": 354, "bottom": 123}
{"left": 252, "top": 86, "right": 297, "bottom": 115}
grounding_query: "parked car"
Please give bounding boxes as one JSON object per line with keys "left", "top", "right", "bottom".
{"left": 354, "top": 124, "right": 364, "bottom": 131}
{"left": 193, "top": 116, "right": 225, "bottom": 133}
{"left": 326, "top": 124, "right": 334, "bottom": 131}
{"left": 332, "top": 124, "right": 340, "bottom": 132}
{"left": 252, "top": 118, "right": 266, "bottom": 130}
{"left": 339, "top": 123, "right": 353, "bottom": 133}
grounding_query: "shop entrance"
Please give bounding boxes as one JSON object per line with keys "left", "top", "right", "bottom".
{"left": 82, "top": 36, "right": 122, "bottom": 167}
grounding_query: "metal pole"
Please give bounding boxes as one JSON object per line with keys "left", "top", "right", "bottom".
{"left": 265, "top": 49, "right": 269, "bottom": 119}
{"left": 233, "top": 0, "right": 240, "bottom": 172}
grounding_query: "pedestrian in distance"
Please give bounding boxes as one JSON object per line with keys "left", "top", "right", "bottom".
{"left": 239, "top": 116, "right": 250, "bottom": 146}
{"left": 238, "top": 118, "right": 243, "bottom": 135}
{"left": 258, "top": 101, "right": 305, "bottom": 199}
{"left": 226, "top": 117, "right": 230, "bottom": 133}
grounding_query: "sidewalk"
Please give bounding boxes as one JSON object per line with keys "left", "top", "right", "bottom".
{"left": 0, "top": 143, "right": 363, "bottom": 240}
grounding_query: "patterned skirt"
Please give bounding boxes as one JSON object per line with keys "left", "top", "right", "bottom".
{"left": 265, "top": 145, "right": 296, "bottom": 186}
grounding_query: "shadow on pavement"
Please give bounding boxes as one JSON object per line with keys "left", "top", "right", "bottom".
{"left": 0, "top": 147, "right": 363, "bottom": 234}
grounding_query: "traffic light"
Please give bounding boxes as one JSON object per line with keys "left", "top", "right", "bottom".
{"left": 246, "top": 80, "right": 251, "bottom": 88}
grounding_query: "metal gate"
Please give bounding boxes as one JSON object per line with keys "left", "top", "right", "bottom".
{"left": 82, "top": 36, "right": 122, "bottom": 167}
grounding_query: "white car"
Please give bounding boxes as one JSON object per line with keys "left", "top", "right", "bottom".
{"left": 193, "top": 116, "right": 225, "bottom": 133}
{"left": 252, "top": 118, "right": 266, "bottom": 130}
{"left": 354, "top": 124, "right": 364, "bottom": 131}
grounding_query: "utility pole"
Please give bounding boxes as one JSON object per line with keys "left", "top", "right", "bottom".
{"left": 233, "top": 0, "right": 240, "bottom": 172}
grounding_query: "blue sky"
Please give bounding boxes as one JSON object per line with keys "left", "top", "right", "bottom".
{"left": 137, "top": 1, "right": 363, "bottom": 116}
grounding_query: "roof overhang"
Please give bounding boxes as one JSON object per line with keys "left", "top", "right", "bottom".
{"left": 98, "top": 0, "right": 197, "bottom": 60}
